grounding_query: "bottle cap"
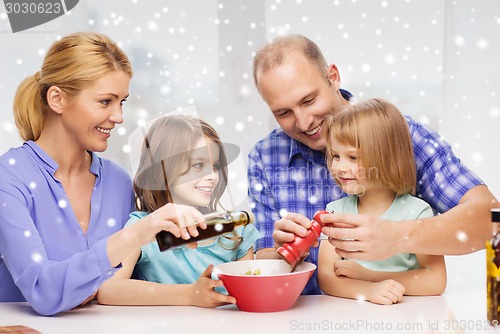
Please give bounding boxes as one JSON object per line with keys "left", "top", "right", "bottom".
{"left": 313, "top": 210, "right": 334, "bottom": 227}
{"left": 492, "top": 208, "right": 500, "bottom": 223}
{"left": 245, "top": 211, "right": 255, "bottom": 224}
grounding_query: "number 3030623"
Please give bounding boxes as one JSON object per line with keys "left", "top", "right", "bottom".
{"left": 5, "top": 2, "right": 62, "bottom": 14}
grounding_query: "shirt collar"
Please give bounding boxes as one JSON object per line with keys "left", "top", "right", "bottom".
{"left": 340, "top": 88, "right": 353, "bottom": 101}
{"left": 24, "top": 140, "right": 101, "bottom": 177}
{"left": 289, "top": 138, "right": 326, "bottom": 165}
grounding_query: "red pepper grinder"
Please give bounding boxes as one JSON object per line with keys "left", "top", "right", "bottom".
{"left": 277, "top": 210, "right": 332, "bottom": 271}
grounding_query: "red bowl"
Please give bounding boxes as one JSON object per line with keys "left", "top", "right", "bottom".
{"left": 213, "top": 259, "right": 316, "bottom": 312}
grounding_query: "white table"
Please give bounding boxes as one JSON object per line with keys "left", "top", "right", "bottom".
{"left": 1, "top": 289, "right": 499, "bottom": 334}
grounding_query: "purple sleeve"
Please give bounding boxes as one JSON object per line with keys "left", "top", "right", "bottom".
{"left": 0, "top": 180, "right": 122, "bottom": 316}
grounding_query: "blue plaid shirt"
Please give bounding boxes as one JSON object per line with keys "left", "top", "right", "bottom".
{"left": 248, "top": 112, "right": 484, "bottom": 295}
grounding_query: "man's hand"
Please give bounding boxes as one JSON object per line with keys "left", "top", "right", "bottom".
{"left": 321, "top": 212, "right": 402, "bottom": 261}
{"left": 272, "top": 212, "right": 313, "bottom": 249}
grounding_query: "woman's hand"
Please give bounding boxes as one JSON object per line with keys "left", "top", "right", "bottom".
{"left": 134, "top": 203, "right": 207, "bottom": 247}
{"left": 189, "top": 265, "right": 236, "bottom": 308}
{"left": 107, "top": 203, "right": 206, "bottom": 268}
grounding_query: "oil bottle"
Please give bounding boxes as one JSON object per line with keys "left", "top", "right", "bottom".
{"left": 156, "top": 210, "right": 254, "bottom": 251}
{"left": 487, "top": 208, "right": 500, "bottom": 323}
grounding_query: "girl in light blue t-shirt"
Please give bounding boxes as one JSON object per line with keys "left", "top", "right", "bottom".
{"left": 98, "top": 114, "right": 260, "bottom": 308}
{"left": 318, "top": 98, "right": 447, "bottom": 305}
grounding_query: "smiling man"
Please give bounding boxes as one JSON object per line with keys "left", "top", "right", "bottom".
{"left": 247, "top": 34, "right": 498, "bottom": 295}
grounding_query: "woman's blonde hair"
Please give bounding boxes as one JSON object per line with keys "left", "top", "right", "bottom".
{"left": 134, "top": 114, "right": 228, "bottom": 213}
{"left": 13, "top": 31, "right": 133, "bottom": 141}
{"left": 325, "top": 98, "right": 416, "bottom": 195}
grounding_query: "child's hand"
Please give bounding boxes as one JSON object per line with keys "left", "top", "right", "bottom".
{"left": 190, "top": 265, "right": 237, "bottom": 308}
{"left": 365, "top": 279, "right": 405, "bottom": 305}
{"left": 333, "top": 259, "right": 370, "bottom": 281}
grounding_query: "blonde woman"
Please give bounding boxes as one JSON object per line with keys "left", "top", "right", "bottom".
{"left": 0, "top": 32, "right": 203, "bottom": 315}
{"left": 318, "top": 98, "right": 447, "bottom": 305}
{"left": 97, "top": 114, "right": 260, "bottom": 308}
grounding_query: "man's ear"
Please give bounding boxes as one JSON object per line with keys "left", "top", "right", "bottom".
{"left": 46, "top": 86, "right": 64, "bottom": 115}
{"left": 327, "top": 64, "right": 341, "bottom": 88}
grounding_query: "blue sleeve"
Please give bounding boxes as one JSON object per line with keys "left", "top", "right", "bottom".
{"left": 407, "top": 116, "right": 484, "bottom": 213}
{"left": 415, "top": 201, "right": 435, "bottom": 220}
{"left": 247, "top": 145, "right": 281, "bottom": 252}
{"left": 124, "top": 211, "right": 147, "bottom": 228}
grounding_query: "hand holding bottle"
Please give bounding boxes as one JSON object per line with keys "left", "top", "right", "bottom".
{"left": 137, "top": 203, "right": 207, "bottom": 244}
{"left": 156, "top": 210, "right": 254, "bottom": 251}
{"left": 107, "top": 203, "right": 206, "bottom": 268}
